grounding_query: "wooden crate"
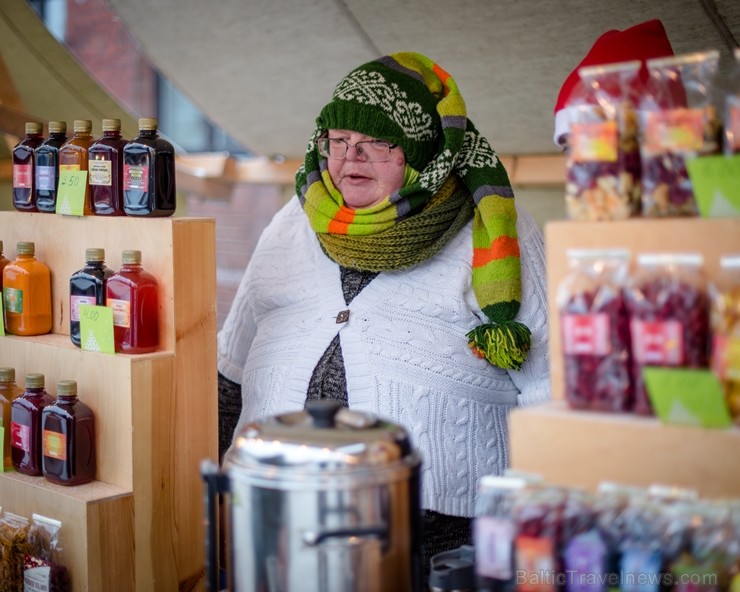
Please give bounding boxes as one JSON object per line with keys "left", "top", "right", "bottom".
{"left": 0, "top": 212, "right": 217, "bottom": 591}
{"left": 510, "top": 217, "right": 740, "bottom": 498}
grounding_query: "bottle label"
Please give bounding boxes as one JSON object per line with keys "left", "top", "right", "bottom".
{"left": 71, "top": 295, "right": 97, "bottom": 322}
{"left": 43, "top": 429, "right": 67, "bottom": 460}
{"left": 24, "top": 564, "right": 52, "bottom": 591}
{"left": 89, "top": 159, "right": 112, "bottom": 186}
{"left": 124, "top": 164, "right": 148, "bottom": 190}
{"left": 475, "top": 516, "right": 515, "bottom": 579}
{"left": 562, "top": 313, "right": 611, "bottom": 355}
{"left": 515, "top": 535, "right": 556, "bottom": 592}
{"left": 563, "top": 530, "right": 607, "bottom": 592}
{"left": 630, "top": 319, "right": 684, "bottom": 365}
{"left": 3, "top": 287, "right": 23, "bottom": 314}
{"left": 13, "top": 164, "right": 33, "bottom": 189}
{"left": 10, "top": 421, "right": 31, "bottom": 452}
{"left": 620, "top": 548, "right": 662, "bottom": 592}
{"left": 35, "top": 165, "right": 57, "bottom": 191}
{"left": 107, "top": 298, "right": 131, "bottom": 328}
{"left": 59, "top": 163, "right": 81, "bottom": 172}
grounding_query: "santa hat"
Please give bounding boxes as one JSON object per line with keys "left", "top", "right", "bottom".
{"left": 553, "top": 19, "right": 675, "bottom": 146}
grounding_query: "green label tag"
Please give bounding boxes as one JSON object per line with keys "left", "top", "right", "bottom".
{"left": 644, "top": 367, "right": 732, "bottom": 428}
{"left": 56, "top": 169, "right": 88, "bottom": 216}
{"left": 0, "top": 297, "right": 5, "bottom": 336}
{"left": 686, "top": 154, "right": 740, "bottom": 217}
{"left": 0, "top": 426, "right": 4, "bottom": 472}
{"left": 80, "top": 304, "right": 115, "bottom": 354}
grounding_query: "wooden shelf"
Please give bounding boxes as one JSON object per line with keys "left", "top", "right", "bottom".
{"left": 509, "top": 217, "right": 740, "bottom": 500}
{"left": 0, "top": 213, "right": 217, "bottom": 591}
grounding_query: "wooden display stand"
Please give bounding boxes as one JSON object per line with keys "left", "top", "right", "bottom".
{"left": 510, "top": 217, "right": 740, "bottom": 498}
{"left": 0, "top": 212, "right": 217, "bottom": 591}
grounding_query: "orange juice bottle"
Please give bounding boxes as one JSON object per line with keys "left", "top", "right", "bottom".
{"left": 2, "top": 241, "right": 52, "bottom": 336}
{"left": 59, "top": 119, "right": 94, "bottom": 215}
{"left": 0, "top": 367, "right": 23, "bottom": 471}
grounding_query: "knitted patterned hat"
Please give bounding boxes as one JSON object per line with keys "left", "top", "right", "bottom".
{"left": 554, "top": 19, "right": 675, "bottom": 145}
{"left": 297, "top": 52, "right": 531, "bottom": 370}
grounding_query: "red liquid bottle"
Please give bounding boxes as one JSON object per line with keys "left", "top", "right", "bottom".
{"left": 89, "top": 118, "right": 128, "bottom": 216}
{"left": 11, "top": 373, "right": 54, "bottom": 476}
{"left": 59, "top": 119, "right": 95, "bottom": 215}
{"left": 106, "top": 250, "right": 160, "bottom": 353}
{"left": 35, "top": 120, "right": 69, "bottom": 213}
{"left": 12, "top": 122, "right": 45, "bottom": 212}
{"left": 0, "top": 367, "right": 23, "bottom": 472}
{"left": 123, "top": 117, "right": 177, "bottom": 217}
{"left": 42, "top": 379, "right": 96, "bottom": 486}
{"left": 69, "top": 247, "right": 114, "bottom": 347}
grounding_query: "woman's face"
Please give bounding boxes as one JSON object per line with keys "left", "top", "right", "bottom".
{"left": 325, "top": 129, "right": 406, "bottom": 209}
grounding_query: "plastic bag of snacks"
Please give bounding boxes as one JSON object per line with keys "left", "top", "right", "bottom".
{"left": 640, "top": 50, "right": 722, "bottom": 217}
{"left": 724, "top": 47, "right": 740, "bottom": 155}
{"left": 625, "top": 253, "right": 710, "bottom": 415}
{"left": 0, "top": 512, "right": 31, "bottom": 592}
{"left": 561, "top": 491, "right": 608, "bottom": 592}
{"left": 474, "top": 475, "right": 527, "bottom": 590}
{"left": 23, "top": 514, "right": 70, "bottom": 592}
{"left": 565, "top": 61, "right": 642, "bottom": 221}
{"left": 558, "top": 249, "right": 633, "bottom": 412}
{"left": 710, "top": 255, "right": 740, "bottom": 425}
{"left": 618, "top": 501, "right": 667, "bottom": 592}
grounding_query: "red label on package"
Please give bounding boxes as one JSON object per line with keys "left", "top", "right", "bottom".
{"left": 107, "top": 298, "right": 131, "bottom": 328}
{"left": 562, "top": 313, "right": 611, "bottom": 355}
{"left": 571, "top": 121, "right": 618, "bottom": 163}
{"left": 11, "top": 421, "right": 31, "bottom": 452}
{"left": 13, "top": 164, "right": 33, "bottom": 189}
{"left": 630, "top": 319, "right": 684, "bottom": 365}
{"left": 645, "top": 108, "right": 704, "bottom": 153}
{"left": 515, "top": 536, "right": 556, "bottom": 592}
{"left": 43, "top": 429, "right": 67, "bottom": 461}
{"left": 123, "top": 164, "right": 148, "bottom": 190}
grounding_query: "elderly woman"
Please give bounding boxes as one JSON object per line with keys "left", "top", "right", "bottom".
{"left": 218, "top": 52, "right": 550, "bottom": 581}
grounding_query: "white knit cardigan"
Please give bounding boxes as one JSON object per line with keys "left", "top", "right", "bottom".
{"left": 218, "top": 196, "right": 550, "bottom": 517}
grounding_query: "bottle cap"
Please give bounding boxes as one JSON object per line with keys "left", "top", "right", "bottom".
{"left": 138, "top": 117, "right": 158, "bottom": 131}
{"left": 102, "top": 118, "right": 121, "bottom": 132}
{"left": 122, "top": 249, "right": 142, "bottom": 264}
{"left": 25, "top": 373, "right": 45, "bottom": 389}
{"left": 57, "top": 380, "right": 78, "bottom": 396}
{"left": 25, "top": 122, "right": 43, "bottom": 134}
{"left": 73, "top": 119, "right": 93, "bottom": 133}
{"left": 85, "top": 247, "right": 105, "bottom": 262}
{"left": 0, "top": 367, "right": 16, "bottom": 383}
{"left": 16, "top": 241, "right": 35, "bottom": 256}
{"left": 48, "top": 121, "right": 67, "bottom": 134}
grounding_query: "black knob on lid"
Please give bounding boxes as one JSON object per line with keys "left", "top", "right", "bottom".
{"left": 305, "top": 400, "right": 343, "bottom": 428}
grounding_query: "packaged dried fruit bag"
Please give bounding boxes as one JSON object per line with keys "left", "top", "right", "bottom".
{"left": 565, "top": 61, "right": 642, "bottom": 221}
{"left": 618, "top": 500, "right": 667, "bottom": 592}
{"left": 709, "top": 255, "right": 740, "bottom": 425}
{"left": 0, "top": 512, "right": 31, "bottom": 592}
{"left": 724, "top": 48, "right": 740, "bottom": 155}
{"left": 23, "top": 513, "right": 70, "bottom": 592}
{"left": 558, "top": 249, "right": 633, "bottom": 412}
{"left": 625, "top": 253, "right": 711, "bottom": 415}
{"left": 639, "top": 50, "right": 722, "bottom": 217}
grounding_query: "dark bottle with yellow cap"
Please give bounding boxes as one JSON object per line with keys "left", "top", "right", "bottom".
{"left": 89, "top": 118, "right": 128, "bottom": 215}
{"left": 12, "top": 122, "right": 45, "bottom": 212}
{"left": 123, "top": 117, "right": 176, "bottom": 217}
{"left": 35, "top": 120, "right": 69, "bottom": 213}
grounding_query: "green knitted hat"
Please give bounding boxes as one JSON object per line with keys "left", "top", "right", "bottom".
{"left": 297, "top": 52, "right": 531, "bottom": 370}
{"left": 316, "top": 57, "right": 442, "bottom": 171}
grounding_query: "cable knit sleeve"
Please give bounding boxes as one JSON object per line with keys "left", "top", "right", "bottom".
{"left": 508, "top": 205, "right": 551, "bottom": 407}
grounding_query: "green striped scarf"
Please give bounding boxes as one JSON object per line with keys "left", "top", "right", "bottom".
{"left": 296, "top": 52, "right": 531, "bottom": 370}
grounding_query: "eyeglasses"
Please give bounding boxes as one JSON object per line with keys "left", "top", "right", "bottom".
{"left": 317, "top": 137, "right": 398, "bottom": 162}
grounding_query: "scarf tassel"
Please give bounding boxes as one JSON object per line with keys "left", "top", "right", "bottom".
{"left": 467, "top": 321, "right": 532, "bottom": 371}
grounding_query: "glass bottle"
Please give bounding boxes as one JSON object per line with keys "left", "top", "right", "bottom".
{"left": 59, "top": 119, "right": 95, "bottom": 215}
{"left": 2, "top": 241, "right": 53, "bottom": 336}
{"left": 0, "top": 240, "right": 9, "bottom": 290}
{"left": 42, "top": 379, "right": 96, "bottom": 486}
{"left": 10, "top": 373, "right": 54, "bottom": 476}
{"left": 89, "top": 118, "right": 128, "bottom": 216}
{"left": 34, "top": 120, "right": 69, "bottom": 213}
{"left": 69, "top": 247, "right": 114, "bottom": 347}
{"left": 0, "top": 367, "right": 23, "bottom": 472}
{"left": 106, "top": 250, "right": 160, "bottom": 353}
{"left": 12, "top": 121, "right": 45, "bottom": 212}
{"left": 123, "top": 117, "right": 177, "bottom": 217}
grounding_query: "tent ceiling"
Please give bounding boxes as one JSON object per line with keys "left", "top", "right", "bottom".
{"left": 105, "top": 0, "right": 740, "bottom": 158}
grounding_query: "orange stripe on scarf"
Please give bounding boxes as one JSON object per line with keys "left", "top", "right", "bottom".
{"left": 328, "top": 206, "right": 355, "bottom": 234}
{"left": 473, "top": 235, "right": 520, "bottom": 267}
{"left": 432, "top": 63, "right": 451, "bottom": 96}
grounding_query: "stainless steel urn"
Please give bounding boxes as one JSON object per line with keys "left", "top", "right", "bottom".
{"left": 202, "top": 400, "right": 423, "bottom": 592}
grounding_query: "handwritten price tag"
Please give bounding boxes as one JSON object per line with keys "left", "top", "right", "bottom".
{"left": 79, "top": 304, "right": 115, "bottom": 354}
{"left": 686, "top": 154, "right": 740, "bottom": 217}
{"left": 56, "top": 169, "right": 88, "bottom": 216}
